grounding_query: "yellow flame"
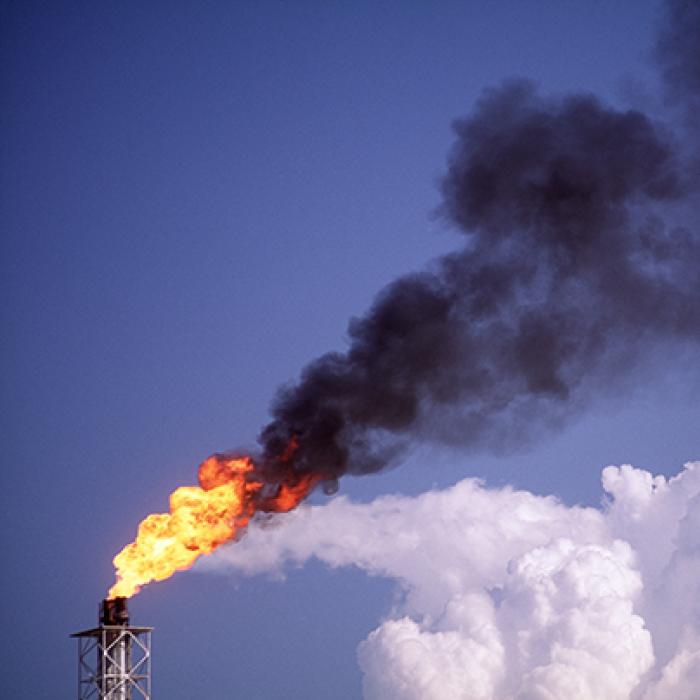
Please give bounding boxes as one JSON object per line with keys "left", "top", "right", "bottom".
{"left": 108, "top": 456, "right": 259, "bottom": 599}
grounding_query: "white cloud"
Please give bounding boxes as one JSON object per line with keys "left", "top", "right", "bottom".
{"left": 643, "top": 629, "right": 700, "bottom": 700}
{"left": 200, "top": 460, "right": 700, "bottom": 700}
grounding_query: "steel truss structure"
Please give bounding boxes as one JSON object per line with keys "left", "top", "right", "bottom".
{"left": 71, "top": 624, "right": 152, "bottom": 700}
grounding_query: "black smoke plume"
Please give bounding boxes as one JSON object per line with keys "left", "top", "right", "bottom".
{"left": 256, "top": 3, "right": 700, "bottom": 487}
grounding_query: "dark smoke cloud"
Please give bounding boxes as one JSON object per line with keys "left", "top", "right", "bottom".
{"left": 255, "top": 5, "right": 700, "bottom": 486}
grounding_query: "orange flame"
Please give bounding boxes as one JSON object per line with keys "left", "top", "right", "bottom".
{"left": 108, "top": 454, "right": 318, "bottom": 599}
{"left": 272, "top": 474, "right": 322, "bottom": 512}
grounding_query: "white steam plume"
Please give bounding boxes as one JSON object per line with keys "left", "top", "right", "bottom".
{"left": 201, "top": 460, "right": 700, "bottom": 700}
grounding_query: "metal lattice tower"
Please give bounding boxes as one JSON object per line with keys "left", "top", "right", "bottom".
{"left": 71, "top": 599, "right": 152, "bottom": 700}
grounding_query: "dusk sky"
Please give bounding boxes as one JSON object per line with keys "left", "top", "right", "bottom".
{"left": 2, "top": 2, "right": 698, "bottom": 699}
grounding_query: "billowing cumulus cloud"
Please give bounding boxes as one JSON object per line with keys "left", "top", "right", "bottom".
{"left": 202, "top": 460, "right": 700, "bottom": 699}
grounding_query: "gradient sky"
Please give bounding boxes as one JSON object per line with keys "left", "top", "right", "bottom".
{"left": 1, "top": 2, "right": 697, "bottom": 699}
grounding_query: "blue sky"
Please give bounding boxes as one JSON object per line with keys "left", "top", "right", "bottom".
{"left": 2, "top": 2, "right": 697, "bottom": 699}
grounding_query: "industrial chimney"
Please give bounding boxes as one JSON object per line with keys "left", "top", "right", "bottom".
{"left": 71, "top": 598, "right": 152, "bottom": 700}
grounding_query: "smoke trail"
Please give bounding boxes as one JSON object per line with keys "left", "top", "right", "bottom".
{"left": 256, "top": 5, "right": 700, "bottom": 485}
{"left": 655, "top": 0, "right": 700, "bottom": 133}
